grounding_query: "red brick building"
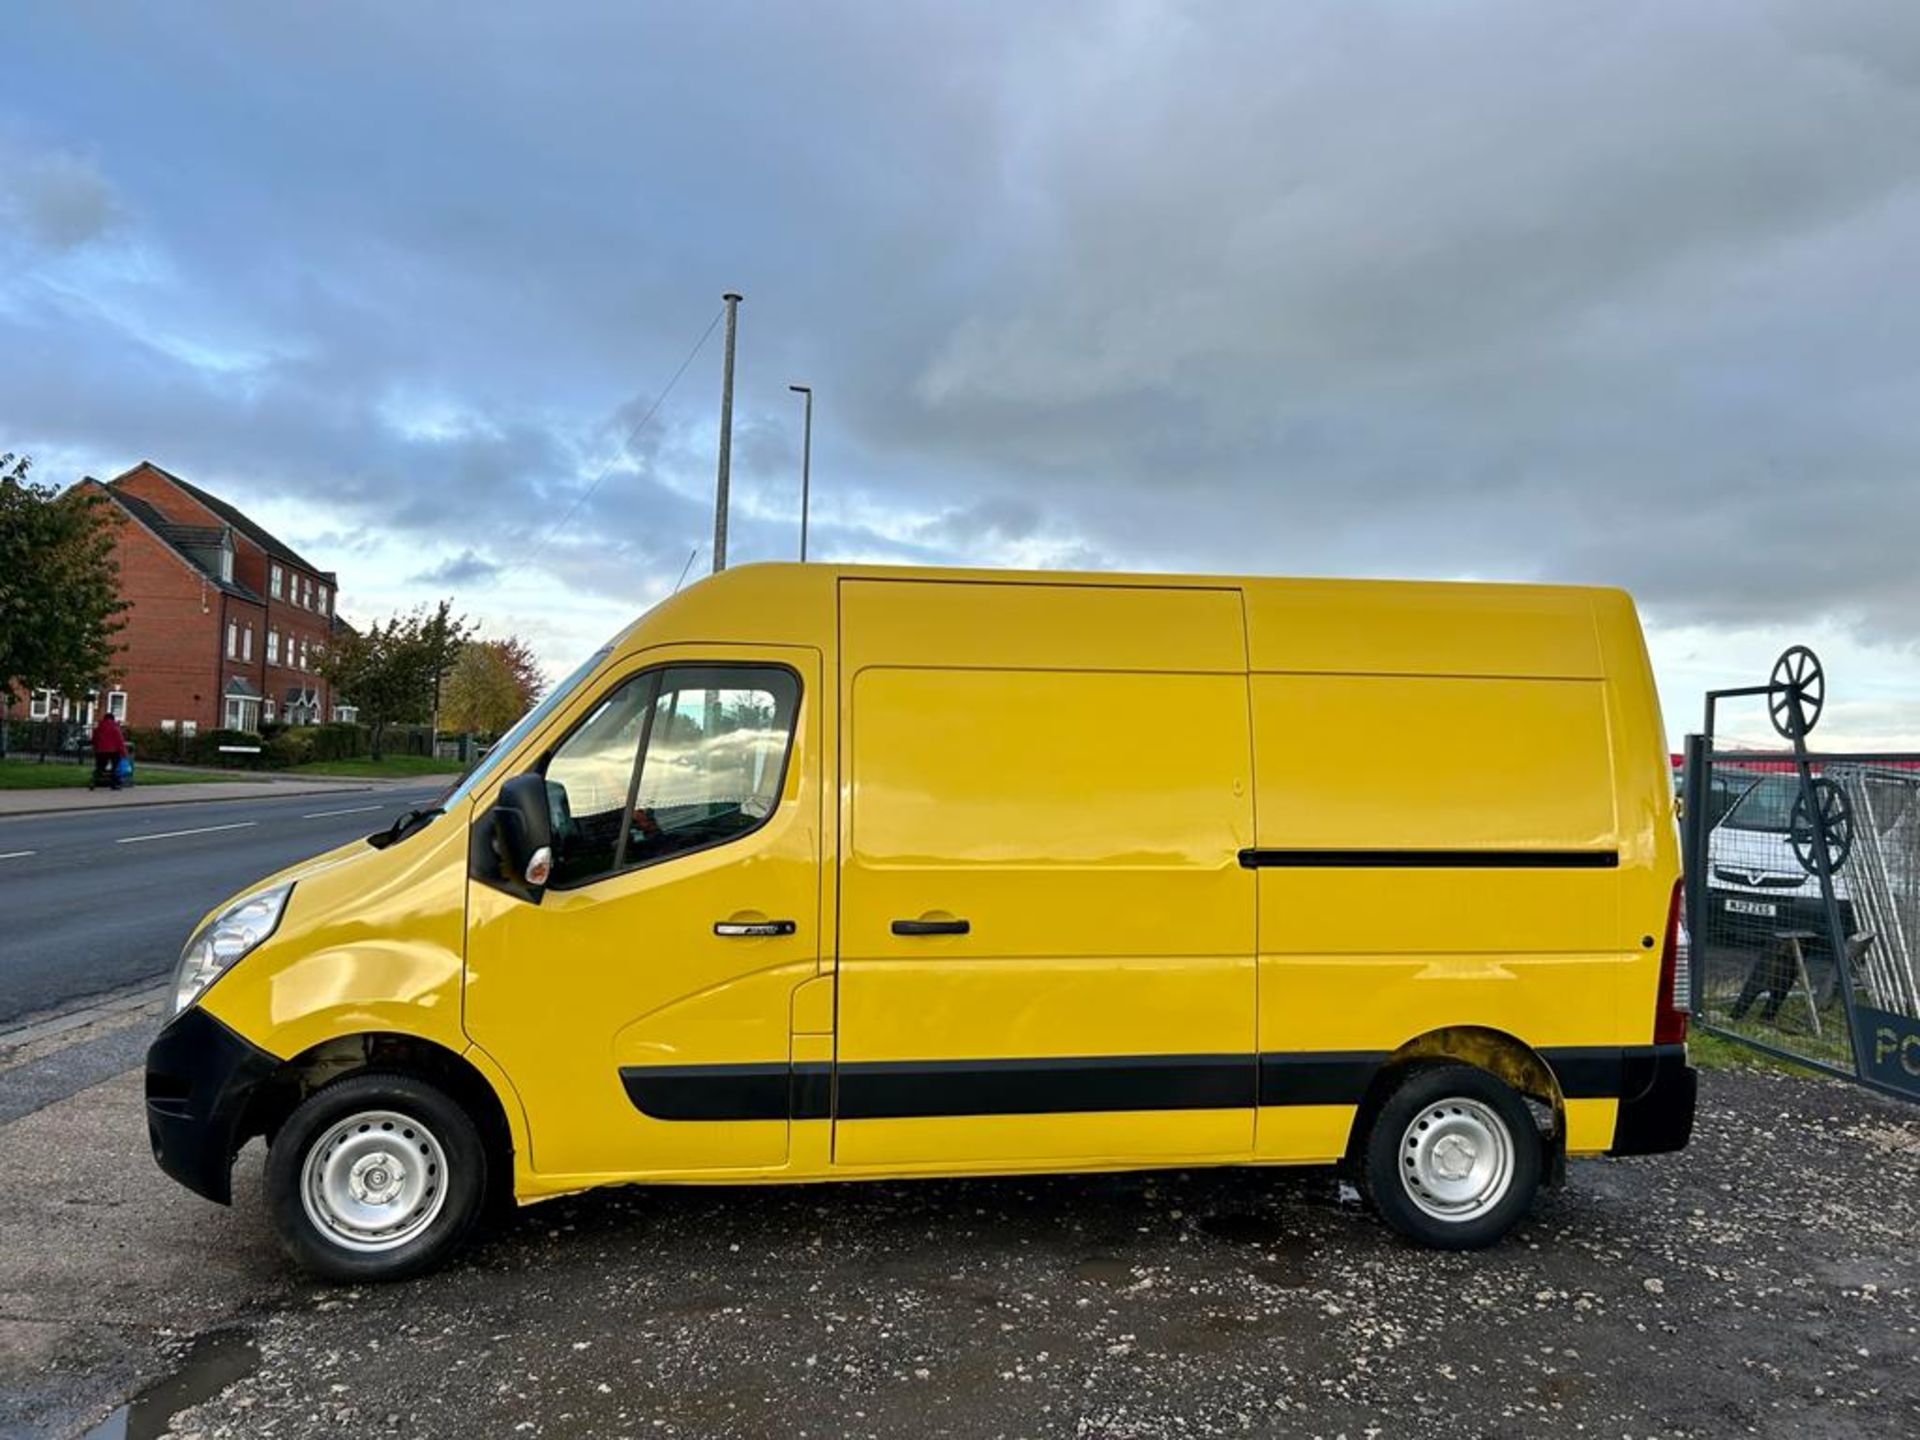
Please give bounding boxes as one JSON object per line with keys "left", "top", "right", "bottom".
{"left": 44, "top": 462, "right": 353, "bottom": 735}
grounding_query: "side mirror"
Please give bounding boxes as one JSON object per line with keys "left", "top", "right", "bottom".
{"left": 474, "top": 772, "right": 555, "bottom": 901}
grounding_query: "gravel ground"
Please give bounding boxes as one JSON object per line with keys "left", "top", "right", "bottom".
{"left": 4, "top": 1065, "right": 1917, "bottom": 1439}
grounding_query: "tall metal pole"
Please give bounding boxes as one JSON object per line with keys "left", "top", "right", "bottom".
{"left": 789, "top": 384, "right": 812, "bottom": 561}
{"left": 712, "top": 291, "right": 742, "bottom": 573}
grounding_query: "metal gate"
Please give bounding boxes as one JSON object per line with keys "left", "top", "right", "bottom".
{"left": 1682, "top": 648, "right": 1920, "bottom": 1101}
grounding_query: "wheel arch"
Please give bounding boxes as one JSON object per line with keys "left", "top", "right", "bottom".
{"left": 1346, "top": 1025, "right": 1566, "bottom": 1180}
{"left": 240, "top": 1032, "right": 519, "bottom": 1208}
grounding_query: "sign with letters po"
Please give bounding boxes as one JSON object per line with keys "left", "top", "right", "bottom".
{"left": 1859, "top": 1005, "right": 1920, "bottom": 1099}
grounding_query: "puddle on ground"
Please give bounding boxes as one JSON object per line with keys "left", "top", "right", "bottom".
{"left": 83, "top": 1329, "right": 258, "bottom": 1440}
{"left": 1072, "top": 1255, "right": 1136, "bottom": 1285}
{"left": 1196, "top": 1211, "right": 1291, "bottom": 1245}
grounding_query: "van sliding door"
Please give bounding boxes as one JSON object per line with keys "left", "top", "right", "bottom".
{"left": 833, "top": 578, "right": 1257, "bottom": 1168}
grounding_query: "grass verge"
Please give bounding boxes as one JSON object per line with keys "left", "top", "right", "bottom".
{"left": 1687, "top": 1027, "right": 1833, "bottom": 1078}
{"left": 0, "top": 758, "right": 251, "bottom": 790}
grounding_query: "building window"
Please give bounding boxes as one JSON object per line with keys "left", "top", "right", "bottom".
{"left": 317, "top": 584, "right": 329, "bottom": 615}
{"left": 300, "top": 637, "right": 310, "bottom": 670}
{"left": 227, "top": 620, "right": 238, "bottom": 658}
{"left": 29, "top": 689, "right": 52, "bottom": 721}
{"left": 107, "top": 691, "right": 128, "bottom": 722}
{"left": 182, "top": 720, "right": 198, "bottom": 738}
{"left": 267, "top": 629, "right": 280, "bottom": 665}
{"left": 160, "top": 719, "right": 177, "bottom": 734}
{"left": 223, "top": 696, "right": 261, "bottom": 732}
{"left": 242, "top": 626, "right": 254, "bottom": 662}
{"left": 271, "top": 564, "right": 283, "bottom": 599}
{"left": 219, "top": 545, "right": 234, "bottom": 582}
{"left": 302, "top": 576, "right": 313, "bottom": 609}
{"left": 264, "top": 699, "right": 276, "bottom": 722}
{"left": 332, "top": 704, "right": 359, "bottom": 724}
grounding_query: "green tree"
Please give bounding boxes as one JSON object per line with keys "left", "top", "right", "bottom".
{"left": 0, "top": 457, "right": 128, "bottom": 757}
{"left": 418, "top": 598, "right": 475, "bottom": 742}
{"left": 442, "top": 640, "right": 533, "bottom": 739}
{"left": 316, "top": 612, "right": 435, "bottom": 761}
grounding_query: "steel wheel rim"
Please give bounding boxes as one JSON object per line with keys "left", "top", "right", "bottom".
{"left": 1398, "top": 1098, "right": 1515, "bottom": 1223}
{"left": 300, "top": 1109, "right": 448, "bottom": 1253}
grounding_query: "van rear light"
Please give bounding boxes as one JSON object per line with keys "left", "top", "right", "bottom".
{"left": 1654, "top": 879, "right": 1688, "bottom": 1045}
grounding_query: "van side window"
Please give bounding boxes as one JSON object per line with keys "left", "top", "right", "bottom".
{"left": 543, "top": 676, "right": 655, "bottom": 888}
{"left": 628, "top": 667, "right": 799, "bottom": 868}
{"left": 540, "top": 664, "right": 798, "bottom": 888}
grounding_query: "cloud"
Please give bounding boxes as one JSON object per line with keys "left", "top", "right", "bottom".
{"left": 0, "top": 145, "right": 119, "bottom": 252}
{"left": 1, "top": 0, "right": 1917, "bottom": 739}
{"left": 410, "top": 549, "right": 503, "bottom": 587}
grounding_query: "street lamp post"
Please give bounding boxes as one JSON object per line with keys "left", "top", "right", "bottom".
{"left": 789, "top": 383, "right": 813, "bottom": 562}
{"left": 713, "top": 291, "right": 742, "bottom": 573}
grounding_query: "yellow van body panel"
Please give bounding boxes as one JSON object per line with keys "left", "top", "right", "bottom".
{"left": 463, "top": 642, "right": 825, "bottom": 1183}
{"left": 192, "top": 563, "right": 1681, "bottom": 1202}
{"left": 835, "top": 579, "right": 1256, "bottom": 1167}
{"left": 199, "top": 818, "right": 472, "bottom": 1063}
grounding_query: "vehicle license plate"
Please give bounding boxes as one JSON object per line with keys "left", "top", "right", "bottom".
{"left": 1725, "top": 899, "right": 1777, "bottom": 917}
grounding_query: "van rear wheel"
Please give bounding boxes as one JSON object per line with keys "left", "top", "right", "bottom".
{"left": 1362, "top": 1064, "right": 1541, "bottom": 1250}
{"left": 266, "top": 1072, "right": 487, "bottom": 1282}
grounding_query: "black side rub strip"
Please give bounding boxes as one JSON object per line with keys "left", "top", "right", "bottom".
{"left": 1240, "top": 848, "right": 1620, "bottom": 869}
{"left": 835, "top": 1054, "right": 1252, "bottom": 1120}
{"left": 623, "top": 1045, "right": 1680, "bottom": 1121}
{"left": 1258, "top": 1051, "right": 1385, "bottom": 1106}
{"left": 620, "top": 1063, "right": 793, "bottom": 1121}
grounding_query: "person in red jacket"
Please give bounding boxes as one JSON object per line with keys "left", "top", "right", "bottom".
{"left": 91, "top": 711, "right": 126, "bottom": 791}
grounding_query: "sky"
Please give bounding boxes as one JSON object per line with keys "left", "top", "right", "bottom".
{"left": 4, "top": 1, "right": 1919, "bottom": 748}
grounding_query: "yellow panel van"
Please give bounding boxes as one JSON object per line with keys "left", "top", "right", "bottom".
{"left": 145, "top": 564, "right": 1693, "bottom": 1279}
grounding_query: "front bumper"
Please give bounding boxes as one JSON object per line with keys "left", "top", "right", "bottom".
{"left": 1607, "top": 1042, "right": 1697, "bottom": 1157}
{"left": 145, "top": 1006, "right": 282, "bottom": 1204}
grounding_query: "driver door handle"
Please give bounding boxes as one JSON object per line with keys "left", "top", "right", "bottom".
{"left": 714, "top": 919, "right": 796, "bottom": 937}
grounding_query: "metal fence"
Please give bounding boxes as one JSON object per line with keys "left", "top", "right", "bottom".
{"left": 1682, "top": 648, "right": 1920, "bottom": 1101}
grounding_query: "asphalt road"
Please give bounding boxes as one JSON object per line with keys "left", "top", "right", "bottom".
{"left": 1, "top": 1053, "right": 1914, "bottom": 1439}
{"left": 0, "top": 783, "right": 449, "bottom": 1027}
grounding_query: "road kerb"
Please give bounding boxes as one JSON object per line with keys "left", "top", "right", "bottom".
{"left": 0, "top": 778, "right": 425, "bottom": 820}
{"left": 0, "top": 982, "right": 169, "bottom": 1055}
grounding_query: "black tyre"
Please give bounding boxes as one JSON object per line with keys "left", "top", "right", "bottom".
{"left": 265, "top": 1072, "right": 487, "bottom": 1282}
{"left": 1361, "top": 1063, "right": 1542, "bottom": 1250}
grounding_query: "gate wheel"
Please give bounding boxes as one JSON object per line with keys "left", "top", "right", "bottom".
{"left": 1788, "top": 777, "right": 1853, "bottom": 876}
{"left": 1769, "top": 646, "right": 1825, "bottom": 740}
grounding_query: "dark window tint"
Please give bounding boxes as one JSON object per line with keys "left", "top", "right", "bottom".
{"left": 540, "top": 664, "right": 798, "bottom": 888}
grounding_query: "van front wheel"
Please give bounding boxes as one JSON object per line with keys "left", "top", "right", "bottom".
{"left": 1362, "top": 1064, "right": 1541, "bottom": 1250}
{"left": 266, "top": 1073, "right": 487, "bottom": 1282}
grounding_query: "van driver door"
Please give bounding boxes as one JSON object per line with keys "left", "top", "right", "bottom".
{"left": 465, "top": 645, "right": 821, "bottom": 1182}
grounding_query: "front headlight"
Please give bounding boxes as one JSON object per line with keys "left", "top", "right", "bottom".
{"left": 172, "top": 883, "right": 293, "bottom": 1015}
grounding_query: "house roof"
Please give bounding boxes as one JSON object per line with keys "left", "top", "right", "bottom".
{"left": 101, "top": 489, "right": 267, "bottom": 604}
{"left": 128, "top": 462, "right": 334, "bottom": 579}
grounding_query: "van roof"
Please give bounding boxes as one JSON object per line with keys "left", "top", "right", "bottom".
{"left": 674, "top": 559, "right": 1626, "bottom": 601}
{"left": 625, "top": 562, "right": 1638, "bottom": 685}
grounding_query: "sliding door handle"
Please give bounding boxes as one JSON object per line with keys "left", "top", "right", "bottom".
{"left": 892, "top": 917, "right": 970, "bottom": 936}
{"left": 714, "top": 919, "right": 796, "bottom": 937}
